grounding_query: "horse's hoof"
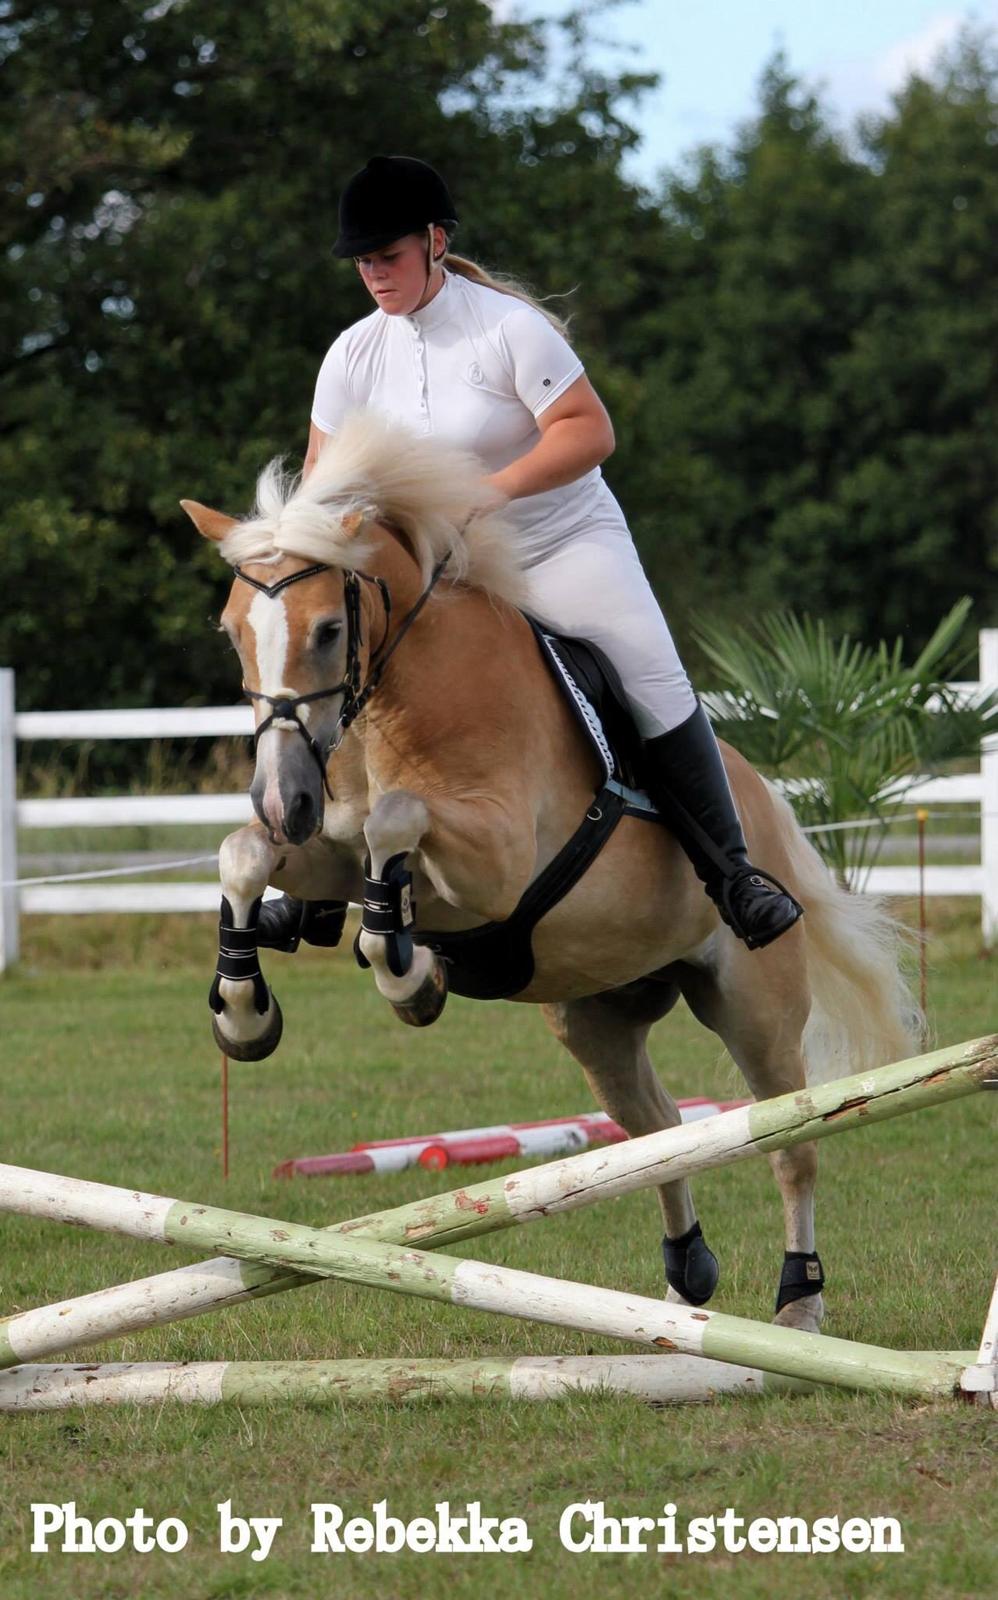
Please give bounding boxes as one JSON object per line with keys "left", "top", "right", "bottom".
{"left": 391, "top": 960, "right": 448, "bottom": 1028}
{"left": 773, "top": 1294, "right": 824, "bottom": 1335}
{"left": 211, "top": 994, "right": 284, "bottom": 1061}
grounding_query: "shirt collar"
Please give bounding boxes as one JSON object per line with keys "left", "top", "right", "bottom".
{"left": 405, "top": 270, "right": 457, "bottom": 334}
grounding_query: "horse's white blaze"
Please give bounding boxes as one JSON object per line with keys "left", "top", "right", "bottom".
{"left": 246, "top": 590, "right": 292, "bottom": 830}
{"left": 247, "top": 590, "right": 290, "bottom": 698}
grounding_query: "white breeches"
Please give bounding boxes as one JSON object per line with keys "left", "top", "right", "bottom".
{"left": 519, "top": 526, "right": 697, "bottom": 738}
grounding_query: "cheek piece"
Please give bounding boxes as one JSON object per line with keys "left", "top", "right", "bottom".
{"left": 233, "top": 553, "right": 450, "bottom": 798}
{"left": 423, "top": 225, "right": 447, "bottom": 298}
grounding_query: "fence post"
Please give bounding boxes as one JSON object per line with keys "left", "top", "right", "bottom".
{"left": 981, "top": 630, "right": 998, "bottom": 948}
{"left": 0, "top": 669, "right": 19, "bottom": 972}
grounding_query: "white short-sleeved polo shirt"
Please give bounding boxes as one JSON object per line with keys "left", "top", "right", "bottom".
{"left": 310, "top": 270, "right": 630, "bottom": 565}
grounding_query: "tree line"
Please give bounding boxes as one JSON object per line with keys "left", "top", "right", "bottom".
{"left": 3, "top": 1, "right": 996, "bottom": 712}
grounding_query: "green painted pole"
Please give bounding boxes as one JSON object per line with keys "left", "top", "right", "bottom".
{"left": 0, "top": 1163, "right": 974, "bottom": 1398}
{"left": 0, "top": 1037, "right": 993, "bottom": 1377}
{"left": 0, "top": 1355, "right": 816, "bottom": 1410}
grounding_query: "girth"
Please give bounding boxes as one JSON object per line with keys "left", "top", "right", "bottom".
{"left": 414, "top": 784, "right": 634, "bottom": 1001}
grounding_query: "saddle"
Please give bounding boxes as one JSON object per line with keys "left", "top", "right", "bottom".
{"left": 412, "top": 619, "right": 659, "bottom": 1000}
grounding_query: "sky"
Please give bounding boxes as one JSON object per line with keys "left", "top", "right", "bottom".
{"left": 500, "top": 0, "right": 998, "bottom": 184}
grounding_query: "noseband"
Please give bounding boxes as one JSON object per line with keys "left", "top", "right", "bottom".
{"left": 234, "top": 555, "right": 448, "bottom": 800}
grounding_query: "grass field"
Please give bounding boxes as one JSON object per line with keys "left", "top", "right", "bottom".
{"left": 0, "top": 899, "right": 995, "bottom": 1599}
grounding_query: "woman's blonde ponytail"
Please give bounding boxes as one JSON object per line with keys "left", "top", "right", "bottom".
{"left": 442, "top": 250, "right": 572, "bottom": 340}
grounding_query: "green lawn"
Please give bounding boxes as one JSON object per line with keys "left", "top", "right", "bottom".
{"left": 0, "top": 901, "right": 994, "bottom": 1600}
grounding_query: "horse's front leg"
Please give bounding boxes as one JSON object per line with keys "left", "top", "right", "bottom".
{"left": 357, "top": 792, "right": 448, "bottom": 1027}
{"left": 209, "top": 824, "right": 284, "bottom": 1061}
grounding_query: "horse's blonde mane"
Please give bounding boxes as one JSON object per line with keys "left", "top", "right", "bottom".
{"left": 220, "top": 411, "right": 526, "bottom": 607}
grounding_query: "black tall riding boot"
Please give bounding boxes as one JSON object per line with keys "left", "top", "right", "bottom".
{"left": 256, "top": 895, "right": 347, "bottom": 953}
{"left": 644, "top": 702, "right": 803, "bottom": 950}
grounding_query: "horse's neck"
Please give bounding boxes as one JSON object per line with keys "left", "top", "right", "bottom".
{"left": 365, "top": 585, "right": 584, "bottom": 804}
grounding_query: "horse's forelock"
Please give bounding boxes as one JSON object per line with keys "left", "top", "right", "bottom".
{"left": 217, "top": 413, "right": 525, "bottom": 605}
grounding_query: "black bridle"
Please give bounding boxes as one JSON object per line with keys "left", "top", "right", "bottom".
{"left": 235, "top": 554, "right": 449, "bottom": 800}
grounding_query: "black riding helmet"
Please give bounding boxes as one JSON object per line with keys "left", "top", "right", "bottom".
{"left": 333, "top": 155, "right": 459, "bottom": 257}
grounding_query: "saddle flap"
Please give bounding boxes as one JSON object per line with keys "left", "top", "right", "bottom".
{"left": 525, "top": 618, "right": 647, "bottom": 792}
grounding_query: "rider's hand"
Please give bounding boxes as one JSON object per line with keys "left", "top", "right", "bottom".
{"left": 474, "top": 476, "right": 512, "bottom": 515}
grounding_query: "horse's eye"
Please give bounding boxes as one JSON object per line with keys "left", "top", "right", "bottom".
{"left": 315, "top": 620, "right": 341, "bottom": 650}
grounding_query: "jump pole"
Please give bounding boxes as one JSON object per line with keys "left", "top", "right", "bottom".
{"left": 1, "top": 1036, "right": 991, "bottom": 1376}
{"left": 0, "top": 1168, "right": 978, "bottom": 1400}
{"left": 4, "top": 1350, "right": 980, "bottom": 1413}
{"left": 0, "top": 1036, "right": 994, "bottom": 1375}
{"left": 0, "top": 1355, "right": 814, "bottom": 1412}
{"left": 274, "top": 1099, "right": 747, "bottom": 1178}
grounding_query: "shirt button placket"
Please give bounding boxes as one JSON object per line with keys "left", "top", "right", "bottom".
{"left": 414, "top": 332, "right": 429, "bottom": 431}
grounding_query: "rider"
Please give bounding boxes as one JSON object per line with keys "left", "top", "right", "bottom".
{"left": 264, "top": 155, "right": 802, "bottom": 953}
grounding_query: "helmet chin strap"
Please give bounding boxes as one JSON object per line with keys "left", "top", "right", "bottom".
{"left": 424, "top": 223, "right": 446, "bottom": 300}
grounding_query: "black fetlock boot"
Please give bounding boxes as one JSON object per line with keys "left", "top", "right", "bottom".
{"left": 256, "top": 895, "right": 347, "bottom": 953}
{"left": 662, "top": 1220, "right": 719, "bottom": 1306}
{"left": 643, "top": 702, "right": 804, "bottom": 950}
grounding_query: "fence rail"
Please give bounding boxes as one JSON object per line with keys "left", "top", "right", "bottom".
{"left": 2, "top": 628, "right": 996, "bottom": 970}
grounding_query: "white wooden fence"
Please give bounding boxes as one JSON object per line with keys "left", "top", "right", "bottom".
{"left": 1, "top": 630, "right": 996, "bottom": 971}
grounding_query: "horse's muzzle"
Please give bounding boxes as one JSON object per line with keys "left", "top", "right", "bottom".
{"left": 250, "top": 739, "right": 324, "bottom": 846}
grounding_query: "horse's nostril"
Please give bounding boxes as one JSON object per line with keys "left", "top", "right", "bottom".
{"left": 284, "top": 791, "right": 317, "bottom": 842}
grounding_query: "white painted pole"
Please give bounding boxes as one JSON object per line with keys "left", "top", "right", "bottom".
{"left": 0, "top": 1038, "right": 993, "bottom": 1372}
{"left": 0, "top": 1162, "right": 973, "bottom": 1398}
{"left": 980, "top": 629, "right": 998, "bottom": 947}
{"left": 0, "top": 669, "right": 19, "bottom": 972}
{"left": 0, "top": 1354, "right": 803, "bottom": 1411}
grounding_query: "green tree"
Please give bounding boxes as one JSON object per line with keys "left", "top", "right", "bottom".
{"left": 617, "top": 40, "right": 998, "bottom": 668}
{"left": 4, "top": 7, "right": 998, "bottom": 721}
{"left": 0, "top": 0, "right": 661, "bottom": 708}
{"left": 827, "top": 31, "right": 998, "bottom": 641}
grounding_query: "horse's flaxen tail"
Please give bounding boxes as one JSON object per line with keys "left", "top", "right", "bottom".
{"left": 767, "top": 785, "right": 921, "bottom": 1085}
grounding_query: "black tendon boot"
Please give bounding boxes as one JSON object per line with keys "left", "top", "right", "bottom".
{"left": 256, "top": 895, "right": 347, "bottom": 953}
{"left": 643, "top": 702, "right": 803, "bottom": 950}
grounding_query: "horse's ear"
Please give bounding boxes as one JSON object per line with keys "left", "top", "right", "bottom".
{"left": 340, "top": 503, "right": 379, "bottom": 539}
{"left": 180, "top": 499, "right": 237, "bottom": 543}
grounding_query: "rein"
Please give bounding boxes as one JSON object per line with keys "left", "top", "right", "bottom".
{"left": 234, "top": 554, "right": 449, "bottom": 799}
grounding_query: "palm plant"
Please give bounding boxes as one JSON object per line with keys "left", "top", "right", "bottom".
{"left": 695, "top": 598, "right": 998, "bottom": 888}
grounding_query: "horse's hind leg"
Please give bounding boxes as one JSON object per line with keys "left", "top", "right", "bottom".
{"left": 677, "top": 941, "right": 825, "bottom": 1333}
{"left": 542, "top": 981, "right": 720, "bottom": 1308}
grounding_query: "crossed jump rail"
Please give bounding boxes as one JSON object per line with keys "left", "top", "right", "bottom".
{"left": 1, "top": 1037, "right": 995, "bottom": 1411}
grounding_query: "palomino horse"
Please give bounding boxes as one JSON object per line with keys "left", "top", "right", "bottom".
{"left": 182, "top": 413, "right": 914, "bottom": 1332}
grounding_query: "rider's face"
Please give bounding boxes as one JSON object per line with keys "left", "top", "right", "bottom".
{"left": 355, "top": 230, "right": 444, "bottom": 315}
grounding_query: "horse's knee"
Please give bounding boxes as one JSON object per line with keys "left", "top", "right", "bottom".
{"left": 364, "top": 791, "right": 429, "bottom": 873}
{"left": 219, "top": 824, "right": 275, "bottom": 902}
